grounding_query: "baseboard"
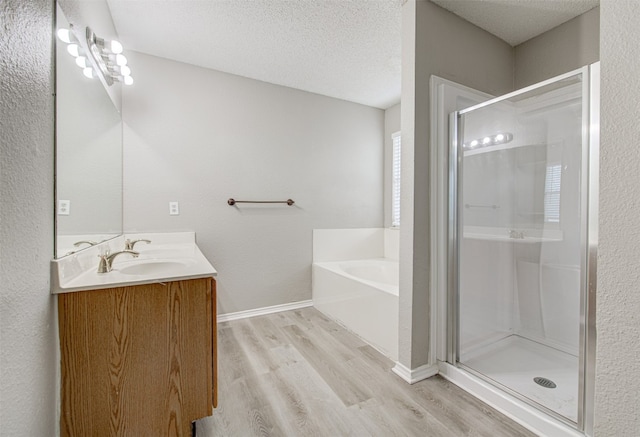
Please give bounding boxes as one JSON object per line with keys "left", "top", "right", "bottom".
{"left": 392, "top": 362, "right": 439, "bottom": 384}
{"left": 217, "top": 300, "right": 313, "bottom": 323}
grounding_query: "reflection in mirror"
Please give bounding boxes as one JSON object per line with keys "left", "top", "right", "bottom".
{"left": 55, "top": 3, "right": 123, "bottom": 258}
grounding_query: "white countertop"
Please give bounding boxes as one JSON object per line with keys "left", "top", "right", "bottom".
{"left": 51, "top": 232, "right": 217, "bottom": 294}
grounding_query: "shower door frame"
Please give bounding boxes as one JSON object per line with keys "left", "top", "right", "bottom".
{"left": 445, "top": 64, "right": 598, "bottom": 435}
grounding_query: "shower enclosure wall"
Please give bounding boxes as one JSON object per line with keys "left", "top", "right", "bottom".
{"left": 442, "top": 65, "right": 598, "bottom": 436}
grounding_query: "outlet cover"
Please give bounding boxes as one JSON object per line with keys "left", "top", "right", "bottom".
{"left": 169, "top": 201, "right": 180, "bottom": 215}
{"left": 58, "top": 200, "right": 71, "bottom": 215}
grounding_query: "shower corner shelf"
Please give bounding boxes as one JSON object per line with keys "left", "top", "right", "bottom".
{"left": 462, "top": 226, "right": 563, "bottom": 243}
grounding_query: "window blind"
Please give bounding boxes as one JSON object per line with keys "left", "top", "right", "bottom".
{"left": 392, "top": 132, "right": 401, "bottom": 227}
{"left": 544, "top": 164, "right": 562, "bottom": 223}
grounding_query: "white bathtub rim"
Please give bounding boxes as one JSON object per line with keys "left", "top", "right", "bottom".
{"left": 313, "top": 258, "right": 399, "bottom": 296}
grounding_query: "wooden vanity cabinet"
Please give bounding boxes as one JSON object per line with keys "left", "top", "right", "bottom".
{"left": 58, "top": 277, "right": 217, "bottom": 437}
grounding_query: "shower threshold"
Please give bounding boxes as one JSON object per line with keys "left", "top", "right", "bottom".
{"left": 460, "top": 335, "right": 578, "bottom": 422}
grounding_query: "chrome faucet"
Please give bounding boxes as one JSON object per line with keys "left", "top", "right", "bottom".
{"left": 124, "top": 239, "right": 151, "bottom": 251}
{"left": 97, "top": 250, "right": 139, "bottom": 273}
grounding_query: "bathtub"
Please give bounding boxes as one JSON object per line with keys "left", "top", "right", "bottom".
{"left": 312, "top": 258, "right": 399, "bottom": 361}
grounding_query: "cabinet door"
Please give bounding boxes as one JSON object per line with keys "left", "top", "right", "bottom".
{"left": 59, "top": 278, "right": 213, "bottom": 436}
{"left": 211, "top": 278, "right": 218, "bottom": 408}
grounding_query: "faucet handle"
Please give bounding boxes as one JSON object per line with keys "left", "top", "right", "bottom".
{"left": 97, "top": 252, "right": 110, "bottom": 273}
{"left": 124, "top": 239, "right": 151, "bottom": 251}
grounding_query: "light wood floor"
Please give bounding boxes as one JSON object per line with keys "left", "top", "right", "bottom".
{"left": 196, "top": 307, "right": 536, "bottom": 437}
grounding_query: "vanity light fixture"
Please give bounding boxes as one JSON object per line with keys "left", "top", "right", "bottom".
{"left": 86, "top": 27, "right": 133, "bottom": 86}
{"left": 66, "top": 43, "right": 81, "bottom": 58}
{"left": 57, "top": 28, "right": 77, "bottom": 44}
{"left": 56, "top": 25, "right": 134, "bottom": 86}
{"left": 74, "top": 56, "right": 90, "bottom": 69}
{"left": 82, "top": 67, "right": 96, "bottom": 79}
{"left": 463, "top": 132, "right": 513, "bottom": 150}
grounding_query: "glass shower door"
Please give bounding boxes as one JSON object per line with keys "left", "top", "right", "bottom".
{"left": 450, "top": 70, "right": 591, "bottom": 425}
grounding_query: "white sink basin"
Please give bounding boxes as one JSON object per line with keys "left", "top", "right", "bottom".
{"left": 118, "top": 260, "right": 189, "bottom": 276}
{"left": 50, "top": 232, "right": 217, "bottom": 294}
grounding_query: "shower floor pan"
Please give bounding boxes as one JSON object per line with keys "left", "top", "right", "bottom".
{"left": 461, "top": 335, "right": 578, "bottom": 422}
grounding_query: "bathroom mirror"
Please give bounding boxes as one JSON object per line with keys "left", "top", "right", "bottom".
{"left": 55, "top": 4, "right": 123, "bottom": 258}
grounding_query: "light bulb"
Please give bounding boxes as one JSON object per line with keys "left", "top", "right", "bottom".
{"left": 470, "top": 140, "right": 479, "bottom": 148}
{"left": 83, "top": 67, "right": 95, "bottom": 79}
{"left": 67, "top": 44, "right": 80, "bottom": 57}
{"left": 482, "top": 137, "right": 491, "bottom": 145}
{"left": 57, "top": 28, "right": 73, "bottom": 43}
{"left": 119, "top": 65, "right": 131, "bottom": 76}
{"left": 124, "top": 76, "right": 134, "bottom": 85}
{"left": 495, "top": 134, "right": 505, "bottom": 142}
{"left": 75, "top": 56, "right": 89, "bottom": 68}
{"left": 115, "top": 53, "right": 127, "bottom": 66}
{"left": 110, "top": 40, "right": 124, "bottom": 54}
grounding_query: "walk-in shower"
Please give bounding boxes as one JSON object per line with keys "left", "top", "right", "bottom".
{"left": 444, "top": 64, "right": 598, "bottom": 435}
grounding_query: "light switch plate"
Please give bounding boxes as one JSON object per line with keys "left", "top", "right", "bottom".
{"left": 58, "top": 200, "right": 71, "bottom": 215}
{"left": 169, "top": 201, "right": 179, "bottom": 215}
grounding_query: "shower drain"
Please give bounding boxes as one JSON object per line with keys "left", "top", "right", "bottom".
{"left": 533, "top": 377, "right": 557, "bottom": 389}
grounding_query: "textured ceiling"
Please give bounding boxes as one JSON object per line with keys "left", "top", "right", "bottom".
{"left": 106, "top": 0, "right": 598, "bottom": 110}
{"left": 432, "top": 0, "right": 599, "bottom": 46}
{"left": 106, "top": 0, "right": 402, "bottom": 109}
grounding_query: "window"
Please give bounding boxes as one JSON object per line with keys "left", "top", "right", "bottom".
{"left": 544, "top": 163, "right": 562, "bottom": 223}
{"left": 391, "top": 132, "right": 401, "bottom": 227}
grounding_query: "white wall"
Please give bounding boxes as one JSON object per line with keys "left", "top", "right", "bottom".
{"left": 596, "top": 1, "right": 640, "bottom": 434}
{"left": 400, "top": 0, "right": 514, "bottom": 369}
{"left": 0, "top": 0, "right": 57, "bottom": 435}
{"left": 515, "top": 7, "right": 600, "bottom": 89}
{"left": 123, "top": 52, "right": 384, "bottom": 314}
